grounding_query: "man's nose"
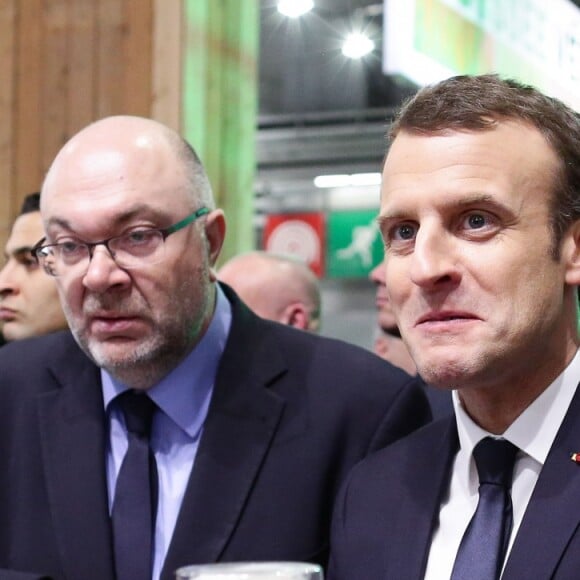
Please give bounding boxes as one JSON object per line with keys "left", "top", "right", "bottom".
{"left": 409, "top": 226, "right": 461, "bottom": 289}
{"left": 0, "top": 262, "right": 18, "bottom": 297}
{"left": 81, "top": 245, "right": 130, "bottom": 293}
{"left": 369, "top": 261, "right": 385, "bottom": 284}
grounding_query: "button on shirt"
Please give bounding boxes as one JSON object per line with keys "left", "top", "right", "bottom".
{"left": 102, "top": 286, "right": 232, "bottom": 580}
{"left": 424, "top": 349, "right": 580, "bottom": 580}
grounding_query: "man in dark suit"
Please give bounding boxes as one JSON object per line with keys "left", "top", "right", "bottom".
{"left": 329, "top": 74, "right": 580, "bottom": 580}
{"left": 0, "top": 115, "right": 430, "bottom": 580}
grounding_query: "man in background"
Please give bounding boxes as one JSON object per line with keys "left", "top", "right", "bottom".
{"left": 0, "top": 192, "right": 67, "bottom": 341}
{"left": 369, "top": 258, "right": 417, "bottom": 375}
{"left": 219, "top": 251, "right": 321, "bottom": 332}
{"left": 369, "top": 258, "right": 452, "bottom": 418}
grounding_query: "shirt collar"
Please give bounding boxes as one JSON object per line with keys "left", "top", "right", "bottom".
{"left": 454, "top": 348, "right": 580, "bottom": 467}
{"left": 102, "top": 284, "right": 232, "bottom": 438}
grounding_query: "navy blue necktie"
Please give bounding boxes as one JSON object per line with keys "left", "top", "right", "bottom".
{"left": 450, "top": 437, "right": 518, "bottom": 580}
{"left": 112, "top": 391, "right": 158, "bottom": 580}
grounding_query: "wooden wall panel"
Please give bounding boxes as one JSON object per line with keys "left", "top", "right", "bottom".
{"left": 151, "top": 0, "right": 182, "bottom": 131}
{"left": 125, "top": 0, "right": 153, "bottom": 116}
{"left": 96, "top": 0, "right": 125, "bottom": 117}
{"left": 95, "top": 0, "right": 153, "bottom": 118}
{"left": 0, "top": 0, "right": 159, "bottom": 254}
{"left": 14, "top": 0, "right": 43, "bottom": 202}
{"left": 67, "top": 0, "right": 96, "bottom": 135}
{"left": 0, "top": 0, "right": 16, "bottom": 237}
{"left": 42, "top": 0, "right": 69, "bottom": 173}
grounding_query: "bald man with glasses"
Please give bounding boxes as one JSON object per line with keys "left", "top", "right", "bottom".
{"left": 0, "top": 116, "right": 430, "bottom": 580}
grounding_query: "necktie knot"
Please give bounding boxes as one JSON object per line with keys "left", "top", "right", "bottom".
{"left": 116, "top": 390, "right": 157, "bottom": 438}
{"left": 473, "top": 437, "right": 518, "bottom": 487}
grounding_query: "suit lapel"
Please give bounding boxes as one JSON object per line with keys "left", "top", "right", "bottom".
{"left": 503, "top": 382, "right": 580, "bottom": 579}
{"left": 38, "top": 338, "right": 116, "bottom": 580}
{"left": 161, "top": 296, "right": 287, "bottom": 579}
{"left": 387, "top": 419, "right": 458, "bottom": 579}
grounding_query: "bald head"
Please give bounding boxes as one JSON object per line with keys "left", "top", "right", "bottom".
{"left": 219, "top": 252, "right": 321, "bottom": 332}
{"left": 42, "top": 115, "right": 214, "bottom": 213}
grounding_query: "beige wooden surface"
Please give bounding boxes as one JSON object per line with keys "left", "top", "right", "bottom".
{"left": 0, "top": 0, "right": 159, "bottom": 249}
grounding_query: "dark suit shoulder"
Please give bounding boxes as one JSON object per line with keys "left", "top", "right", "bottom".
{"left": 0, "top": 330, "right": 79, "bottom": 367}
{"left": 250, "top": 314, "right": 417, "bottom": 383}
{"left": 328, "top": 418, "right": 457, "bottom": 580}
{"left": 0, "top": 330, "right": 91, "bottom": 398}
{"left": 345, "top": 416, "right": 456, "bottom": 482}
{"left": 224, "top": 305, "right": 432, "bottom": 454}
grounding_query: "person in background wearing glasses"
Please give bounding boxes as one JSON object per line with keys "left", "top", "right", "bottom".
{"left": 0, "top": 115, "right": 430, "bottom": 580}
{"left": 0, "top": 192, "right": 67, "bottom": 342}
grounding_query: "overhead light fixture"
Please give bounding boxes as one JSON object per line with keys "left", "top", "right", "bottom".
{"left": 314, "top": 173, "right": 381, "bottom": 188}
{"left": 277, "top": 0, "right": 314, "bottom": 18}
{"left": 314, "top": 174, "right": 351, "bottom": 188}
{"left": 349, "top": 172, "right": 382, "bottom": 186}
{"left": 342, "top": 32, "right": 375, "bottom": 59}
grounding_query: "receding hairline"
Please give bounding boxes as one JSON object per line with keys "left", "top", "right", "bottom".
{"left": 41, "top": 115, "right": 215, "bottom": 210}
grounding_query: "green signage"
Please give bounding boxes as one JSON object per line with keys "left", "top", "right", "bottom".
{"left": 327, "top": 210, "right": 384, "bottom": 278}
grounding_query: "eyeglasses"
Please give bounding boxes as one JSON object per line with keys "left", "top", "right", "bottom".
{"left": 32, "top": 207, "right": 210, "bottom": 277}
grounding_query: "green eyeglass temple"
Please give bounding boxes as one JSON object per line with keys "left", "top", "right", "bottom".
{"left": 164, "top": 207, "right": 210, "bottom": 237}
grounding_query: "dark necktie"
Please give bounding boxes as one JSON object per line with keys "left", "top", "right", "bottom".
{"left": 112, "top": 391, "right": 158, "bottom": 580}
{"left": 450, "top": 437, "right": 519, "bottom": 580}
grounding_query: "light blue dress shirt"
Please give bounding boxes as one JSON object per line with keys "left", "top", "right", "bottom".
{"left": 102, "top": 285, "right": 232, "bottom": 580}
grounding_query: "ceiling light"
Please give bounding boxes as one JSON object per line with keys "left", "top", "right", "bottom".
{"left": 314, "top": 173, "right": 381, "bottom": 188}
{"left": 342, "top": 32, "right": 375, "bottom": 59}
{"left": 349, "top": 172, "right": 382, "bottom": 186}
{"left": 277, "top": 0, "right": 314, "bottom": 18}
{"left": 314, "top": 174, "right": 351, "bottom": 188}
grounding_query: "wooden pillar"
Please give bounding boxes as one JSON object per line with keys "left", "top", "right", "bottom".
{"left": 182, "top": 0, "right": 259, "bottom": 262}
{"left": 0, "top": 0, "right": 16, "bottom": 238}
{"left": 0, "top": 0, "right": 155, "bottom": 249}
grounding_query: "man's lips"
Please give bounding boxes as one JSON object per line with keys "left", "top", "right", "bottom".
{"left": 415, "top": 311, "right": 480, "bottom": 326}
{"left": 88, "top": 314, "right": 143, "bottom": 334}
{"left": 375, "top": 297, "right": 388, "bottom": 309}
{"left": 375, "top": 292, "right": 390, "bottom": 308}
{"left": 0, "top": 307, "right": 17, "bottom": 321}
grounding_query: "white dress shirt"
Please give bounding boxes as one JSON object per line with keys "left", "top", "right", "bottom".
{"left": 424, "top": 349, "right": 580, "bottom": 580}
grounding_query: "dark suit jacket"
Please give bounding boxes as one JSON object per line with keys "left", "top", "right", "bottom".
{"left": 0, "top": 289, "right": 430, "bottom": 580}
{"left": 328, "top": 381, "right": 580, "bottom": 580}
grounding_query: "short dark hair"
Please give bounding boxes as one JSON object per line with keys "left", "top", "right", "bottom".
{"left": 388, "top": 74, "right": 580, "bottom": 256}
{"left": 19, "top": 192, "right": 41, "bottom": 215}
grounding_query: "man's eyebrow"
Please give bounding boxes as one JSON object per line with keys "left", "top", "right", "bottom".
{"left": 378, "top": 193, "right": 505, "bottom": 222}
{"left": 376, "top": 212, "right": 407, "bottom": 231}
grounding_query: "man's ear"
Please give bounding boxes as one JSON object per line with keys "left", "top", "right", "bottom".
{"left": 281, "top": 302, "right": 309, "bottom": 330}
{"left": 564, "top": 220, "right": 580, "bottom": 286}
{"left": 204, "top": 210, "right": 226, "bottom": 282}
